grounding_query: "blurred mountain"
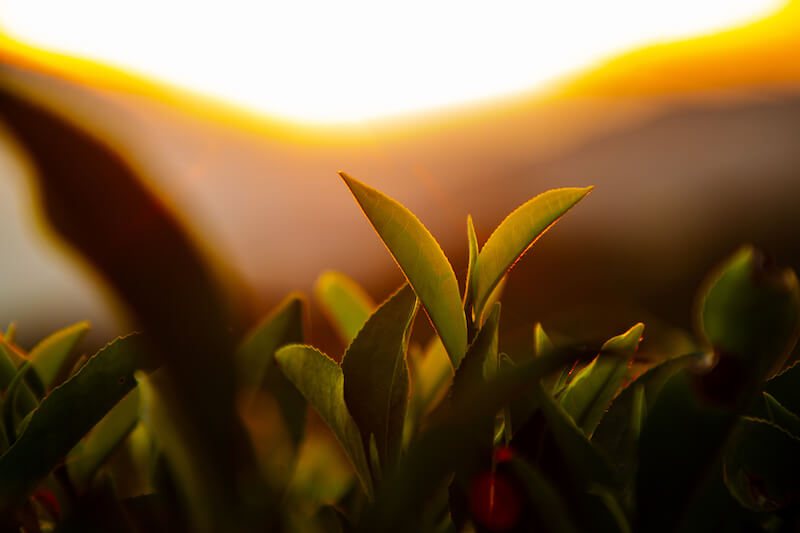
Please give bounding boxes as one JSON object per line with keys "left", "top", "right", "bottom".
{"left": 1, "top": 2, "right": 799, "bottom": 354}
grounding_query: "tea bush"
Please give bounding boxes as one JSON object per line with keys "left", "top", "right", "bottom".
{"left": 1, "top": 86, "right": 799, "bottom": 533}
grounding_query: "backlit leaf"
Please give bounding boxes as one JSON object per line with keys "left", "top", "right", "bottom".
{"left": 339, "top": 172, "right": 467, "bottom": 368}
{"left": 315, "top": 271, "right": 375, "bottom": 347}
{"left": 559, "top": 323, "right": 644, "bottom": 436}
{"left": 471, "top": 187, "right": 592, "bottom": 319}
{"left": 67, "top": 386, "right": 142, "bottom": 490}
{"left": 237, "top": 293, "right": 307, "bottom": 448}
{"left": 28, "top": 321, "right": 90, "bottom": 392}
{"left": 342, "top": 283, "right": 418, "bottom": 473}
{"left": 275, "top": 344, "right": 373, "bottom": 498}
{"left": 0, "top": 334, "right": 144, "bottom": 514}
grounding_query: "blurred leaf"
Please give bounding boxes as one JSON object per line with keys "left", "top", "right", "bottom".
{"left": 764, "top": 360, "right": 800, "bottom": 415}
{"left": 236, "top": 292, "right": 307, "bottom": 448}
{"left": 405, "top": 337, "right": 453, "bottom": 444}
{"left": 2, "top": 361, "right": 34, "bottom": 442}
{"left": 699, "top": 245, "right": 800, "bottom": 380}
{"left": 67, "top": 387, "right": 142, "bottom": 491}
{"left": 559, "top": 323, "right": 644, "bottom": 436}
{"left": 0, "top": 83, "right": 263, "bottom": 530}
{"left": 28, "top": 321, "right": 90, "bottom": 395}
{"left": 275, "top": 344, "right": 373, "bottom": 498}
{"left": 723, "top": 417, "right": 800, "bottom": 512}
{"left": 532, "top": 382, "right": 616, "bottom": 488}
{"left": 533, "top": 323, "right": 554, "bottom": 358}
{"left": 342, "top": 284, "right": 418, "bottom": 474}
{"left": 762, "top": 392, "right": 800, "bottom": 437}
{"left": 315, "top": 271, "right": 375, "bottom": 347}
{"left": 339, "top": 172, "right": 467, "bottom": 369}
{"left": 593, "top": 351, "right": 703, "bottom": 485}
{"left": 479, "top": 276, "right": 506, "bottom": 327}
{"left": 508, "top": 457, "right": 580, "bottom": 533}
{"left": 359, "top": 346, "right": 595, "bottom": 532}
{"left": 471, "top": 187, "right": 592, "bottom": 319}
{"left": 635, "top": 370, "right": 737, "bottom": 533}
{"left": 0, "top": 340, "right": 21, "bottom": 392}
{"left": 0, "top": 335, "right": 144, "bottom": 515}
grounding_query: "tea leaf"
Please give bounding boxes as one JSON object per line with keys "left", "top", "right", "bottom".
{"left": 0, "top": 334, "right": 144, "bottom": 514}
{"left": 315, "top": 271, "right": 375, "bottom": 347}
{"left": 533, "top": 323, "right": 554, "bottom": 358}
{"left": 464, "top": 215, "right": 479, "bottom": 334}
{"left": 66, "top": 386, "right": 142, "bottom": 490}
{"left": 339, "top": 172, "right": 467, "bottom": 368}
{"left": 405, "top": 337, "right": 453, "bottom": 443}
{"left": 237, "top": 293, "right": 307, "bottom": 448}
{"left": 723, "top": 417, "right": 800, "bottom": 512}
{"left": 560, "top": 323, "right": 644, "bottom": 436}
{"left": 471, "top": 187, "right": 592, "bottom": 318}
{"left": 532, "top": 382, "right": 616, "bottom": 488}
{"left": 342, "top": 283, "right": 418, "bottom": 473}
{"left": 699, "top": 245, "right": 800, "bottom": 379}
{"left": 764, "top": 360, "right": 800, "bottom": 416}
{"left": 28, "top": 321, "right": 90, "bottom": 392}
{"left": 762, "top": 392, "right": 800, "bottom": 437}
{"left": 593, "top": 351, "right": 703, "bottom": 485}
{"left": 275, "top": 344, "right": 373, "bottom": 498}
{"left": 359, "top": 346, "right": 594, "bottom": 532}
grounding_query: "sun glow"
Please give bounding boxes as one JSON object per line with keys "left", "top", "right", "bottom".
{"left": 0, "top": 0, "right": 785, "bottom": 124}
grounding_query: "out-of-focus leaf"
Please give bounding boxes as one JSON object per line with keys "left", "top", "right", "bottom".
{"left": 508, "top": 457, "right": 580, "bottom": 533}
{"left": 533, "top": 323, "right": 554, "bottom": 358}
{"left": 593, "top": 351, "right": 703, "bottom": 484}
{"left": 479, "top": 276, "right": 506, "bottom": 327}
{"left": 28, "top": 321, "right": 90, "bottom": 394}
{"left": 236, "top": 293, "right": 307, "bottom": 448}
{"left": 471, "top": 187, "right": 592, "bottom": 319}
{"left": 339, "top": 172, "right": 467, "bottom": 368}
{"left": 405, "top": 337, "right": 453, "bottom": 444}
{"left": 2, "top": 361, "right": 33, "bottom": 442}
{"left": 762, "top": 392, "right": 800, "bottom": 437}
{"left": 699, "top": 245, "right": 800, "bottom": 381}
{"left": 0, "top": 341, "right": 20, "bottom": 392}
{"left": 275, "top": 344, "right": 373, "bottom": 498}
{"left": 315, "top": 271, "right": 375, "bottom": 347}
{"left": 358, "top": 345, "right": 594, "bottom": 533}
{"left": 67, "top": 386, "right": 141, "bottom": 490}
{"left": 0, "top": 335, "right": 144, "bottom": 515}
{"left": 764, "top": 360, "right": 800, "bottom": 415}
{"left": 559, "top": 323, "right": 644, "bottom": 436}
{"left": 342, "top": 284, "right": 418, "bottom": 473}
{"left": 532, "top": 382, "right": 615, "bottom": 488}
{"left": 723, "top": 417, "right": 800, "bottom": 512}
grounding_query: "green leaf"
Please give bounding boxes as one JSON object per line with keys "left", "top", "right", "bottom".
{"left": 532, "top": 382, "right": 616, "bottom": 488}
{"left": 479, "top": 276, "right": 507, "bottom": 327}
{"left": 315, "top": 271, "right": 375, "bottom": 347}
{"left": 237, "top": 293, "right": 307, "bottom": 448}
{"left": 464, "top": 215, "right": 479, "bottom": 335}
{"left": 66, "top": 386, "right": 142, "bottom": 490}
{"left": 509, "top": 457, "right": 580, "bottom": 533}
{"left": 2, "top": 362, "right": 34, "bottom": 442}
{"left": 764, "top": 360, "right": 800, "bottom": 415}
{"left": 533, "top": 323, "right": 554, "bottom": 358}
{"left": 0, "top": 334, "right": 144, "bottom": 514}
{"left": 593, "top": 352, "right": 703, "bottom": 485}
{"left": 275, "top": 344, "right": 373, "bottom": 498}
{"left": 339, "top": 172, "right": 467, "bottom": 369}
{"left": 559, "top": 323, "right": 644, "bottom": 436}
{"left": 471, "top": 187, "right": 593, "bottom": 318}
{"left": 29, "top": 321, "right": 90, "bottom": 392}
{"left": 0, "top": 340, "right": 23, "bottom": 392}
{"left": 341, "top": 283, "right": 418, "bottom": 473}
{"left": 450, "top": 303, "right": 501, "bottom": 406}
{"left": 359, "top": 346, "right": 599, "bottom": 533}
{"left": 699, "top": 245, "right": 800, "bottom": 379}
{"left": 762, "top": 392, "right": 800, "bottom": 437}
{"left": 405, "top": 337, "right": 453, "bottom": 443}
{"left": 723, "top": 417, "right": 800, "bottom": 512}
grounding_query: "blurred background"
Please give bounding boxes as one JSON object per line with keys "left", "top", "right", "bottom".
{"left": 1, "top": 0, "right": 799, "bottom": 357}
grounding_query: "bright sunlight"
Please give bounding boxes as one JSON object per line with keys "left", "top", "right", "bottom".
{"left": 0, "top": 0, "right": 785, "bottom": 123}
